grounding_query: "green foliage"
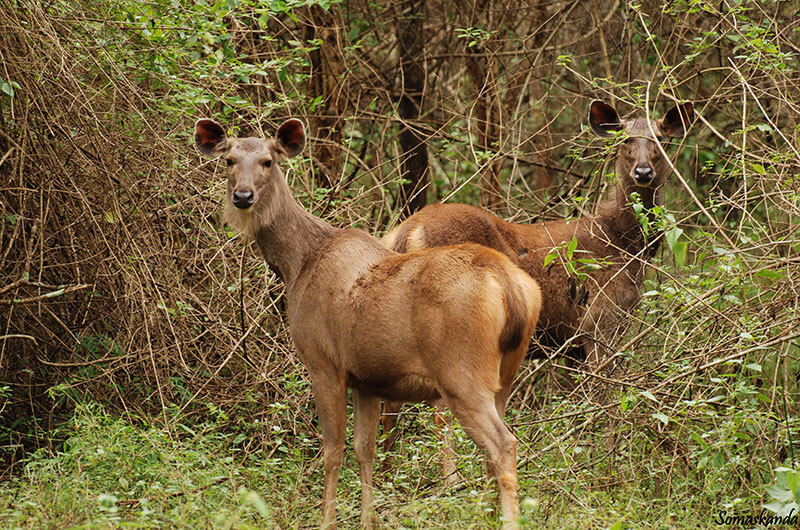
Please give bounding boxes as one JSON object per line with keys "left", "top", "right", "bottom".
{"left": 1, "top": 0, "right": 799, "bottom": 527}
{"left": 0, "top": 403, "right": 293, "bottom": 527}
{"left": 455, "top": 26, "right": 494, "bottom": 48}
{"left": 764, "top": 467, "right": 800, "bottom": 517}
{"left": 544, "top": 236, "right": 613, "bottom": 282}
{"left": 0, "top": 76, "right": 20, "bottom": 98}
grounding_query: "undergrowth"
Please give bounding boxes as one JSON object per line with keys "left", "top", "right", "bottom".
{"left": 1, "top": 0, "right": 799, "bottom": 527}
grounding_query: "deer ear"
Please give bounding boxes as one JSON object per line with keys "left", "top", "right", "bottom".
{"left": 589, "top": 100, "right": 623, "bottom": 137}
{"left": 276, "top": 119, "right": 306, "bottom": 158}
{"left": 194, "top": 119, "right": 228, "bottom": 157}
{"left": 659, "top": 102, "right": 694, "bottom": 137}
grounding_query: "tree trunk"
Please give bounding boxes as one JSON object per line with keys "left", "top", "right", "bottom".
{"left": 304, "top": 5, "right": 346, "bottom": 188}
{"left": 396, "top": 0, "right": 429, "bottom": 217}
{"left": 466, "top": 1, "right": 504, "bottom": 211}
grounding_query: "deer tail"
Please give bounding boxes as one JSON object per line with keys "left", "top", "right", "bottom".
{"left": 382, "top": 222, "right": 412, "bottom": 253}
{"left": 497, "top": 266, "right": 541, "bottom": 355}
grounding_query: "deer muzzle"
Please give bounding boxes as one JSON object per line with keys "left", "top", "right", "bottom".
{"left": 232, "top": 190, "right": 255, "bottom": 209}
{"left": 634, "top": 163, "right": 654, "bottom": 184}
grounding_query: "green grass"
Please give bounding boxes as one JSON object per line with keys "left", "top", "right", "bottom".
{"left": 0, "top": 392, "right": 780, "bottom": 529}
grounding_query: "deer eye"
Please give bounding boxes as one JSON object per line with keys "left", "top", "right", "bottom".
{"left": 263, "top": 160, "right": 272, "bottom": 168}
{"left": 225, "top": 158, "right": 234, "bottom": 166}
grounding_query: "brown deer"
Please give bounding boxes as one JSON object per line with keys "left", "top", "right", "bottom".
{"left": 381, "top": 99, "right": 694, "bottom": 467}
{"left": 193, "top": 118, "right": 541, "bottom": 529}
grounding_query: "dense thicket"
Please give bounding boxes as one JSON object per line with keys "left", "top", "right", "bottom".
{"left": 1, "top": 1, "right": 799, "bottom": 514}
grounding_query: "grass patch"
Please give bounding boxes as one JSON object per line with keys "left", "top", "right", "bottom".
{"left": 0, "top": 394, "right": 782, "bottom": 528}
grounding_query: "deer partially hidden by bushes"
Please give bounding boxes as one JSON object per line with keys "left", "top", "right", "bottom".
{"left": 381, "top": 99, "right": 694, "bottom": 467}
{"left": 194, "top": 118, "right": 541, "bottom": 529}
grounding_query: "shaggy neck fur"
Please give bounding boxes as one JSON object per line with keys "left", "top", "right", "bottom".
{"left": 225, "top": 170, "right": 337, "bottom": 286}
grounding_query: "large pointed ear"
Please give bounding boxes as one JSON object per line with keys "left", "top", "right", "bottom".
{"left": 276, "top": 119, "right": 306, "bottom": 158}
{"left": 589, "top": 100, "right": 623, "bottom": 137}
{"left": 194, "top": 119, "right": 228, "bottom": 157}
{"left": 659, "top": 102, "right": 694, "bottom": 137}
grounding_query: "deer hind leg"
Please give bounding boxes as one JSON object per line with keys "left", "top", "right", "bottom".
{"left": 380, "top": 399, "right": 402, "bottom": 452}
{"left": 441, "top": 389, "right": 520, "bottom": 529}
{"left": 431, "top": 399, "right": 460, "bottom": 486}
{"left": 353, "top": 389, "right": 382, "bottom": 529}
{"left": 309, "top": 369, "right": 347, "bottom": 529}
{"left": 484, "top": 342, "right": 527, "bottom": 513}
{"left": 495, "top": 342, "right": 526, "bottom": 418}
{"left": 378, "top": 399, "right": 402, "bottom": 476}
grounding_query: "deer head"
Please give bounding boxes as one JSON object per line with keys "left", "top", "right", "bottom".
{"left": 589, "top": 100, "right": 694, "bottom": 192}
{"left": 194, "top": 118, "right": 306, "bottom": 236}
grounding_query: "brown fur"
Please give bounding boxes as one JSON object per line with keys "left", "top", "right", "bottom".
{"left": 194, "top": 118, "right": 542, "bottom": 529}
{"left": 380, "top": 101, "right": 694, "bottom": 467}
{"left": 384, "top": 100, "right": 693, "bottom": 366}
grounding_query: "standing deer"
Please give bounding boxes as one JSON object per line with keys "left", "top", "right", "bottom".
{"left": 381, "top": 99, "right": 694, "bottom": 468}
{"left": 194, "top": 118, "right": 541, "bottom": 529}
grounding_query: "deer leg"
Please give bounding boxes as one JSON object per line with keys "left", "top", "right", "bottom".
{"left": 495, "top": 342, "right": 525, "bottom": 418}
{"left": 353, "top": 389, "right": 381, "bottom": 529}
{"left": 380, "top": 399, "right": 402, "bottom": 452}
{"left": 442, "top": 391, "right": 520, "bottom": 529}
{"left": 494, "top": 387, "right": 512, "bottom": 418}
{"left": 379, "top": 399, "right": 402, "bottom": 475}
{"left": 431, "top": 399, "right": 460, "bottom": 486}
{"left": 310, "top": 370, "right": 347, "bottom": 530}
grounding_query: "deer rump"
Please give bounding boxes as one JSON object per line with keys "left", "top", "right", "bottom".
{"left": 288, "top": 234, "right": 536, "bottom": 403}
{"left": 385, "top": 205, "right": 640, "bottom": 361}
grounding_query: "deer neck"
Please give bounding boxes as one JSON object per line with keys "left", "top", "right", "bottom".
{"left": 602, "top": 180, "right": 664, "bottom": 256}
{"left": 250, "top": 181, "right": 337, "bottom": 287}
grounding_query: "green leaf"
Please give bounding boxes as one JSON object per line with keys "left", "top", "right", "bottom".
{"left": 640, "top": 390, "right": 658, "bottom": 402}
{"left": 664, "top": 227, "right": 684, "bottom": 251}
{"left": 576, "top": 258, "right": 606, "bottom": 271}
{"left": 652, "top": 412, "right": 669, "bottom": 425}
{"left": 543, "top": 252, "right": 557, "bottom": 268}
{"left": 566, "top": 236, "right": 578, "bottom": 260}
{"left": 762, "top": 499, "right": 790, "bottom": 514}
{"left": 620, "top": 393, "right": 635, "bottom": 413}
{"left": 673, "top": 241, "right": 688, "bottom": 267}
{"left": 787, "top": 470, "right": 800, "bottom": 498}
{"left": 751, "top": 163, "right": 766, "bottom": 175}
{"left": 756, "top": 269, "right": 785, "bottom": 280}
{"left": 690, "top": 431, "right": 709, "bottom": 449}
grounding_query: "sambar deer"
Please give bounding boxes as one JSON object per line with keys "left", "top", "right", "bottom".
{"left": 194, "top": 118, "right": 542, "bottom": 529}
{"left": 381, "top": 99, "right": 694, "bottom": 468}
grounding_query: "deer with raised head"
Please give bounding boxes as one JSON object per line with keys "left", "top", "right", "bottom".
{"left": 193, "top": 118, "right": 541, "bottom": 529}
{"left": 381, "top": 99, "right": 694, "bottom": 467}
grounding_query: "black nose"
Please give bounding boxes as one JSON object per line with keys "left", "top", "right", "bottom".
{"left": 634, "top": 164, "right": 654, "bottom": 184}
{"left": 232, "top": 190, "right": 254, "bottom": 209}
